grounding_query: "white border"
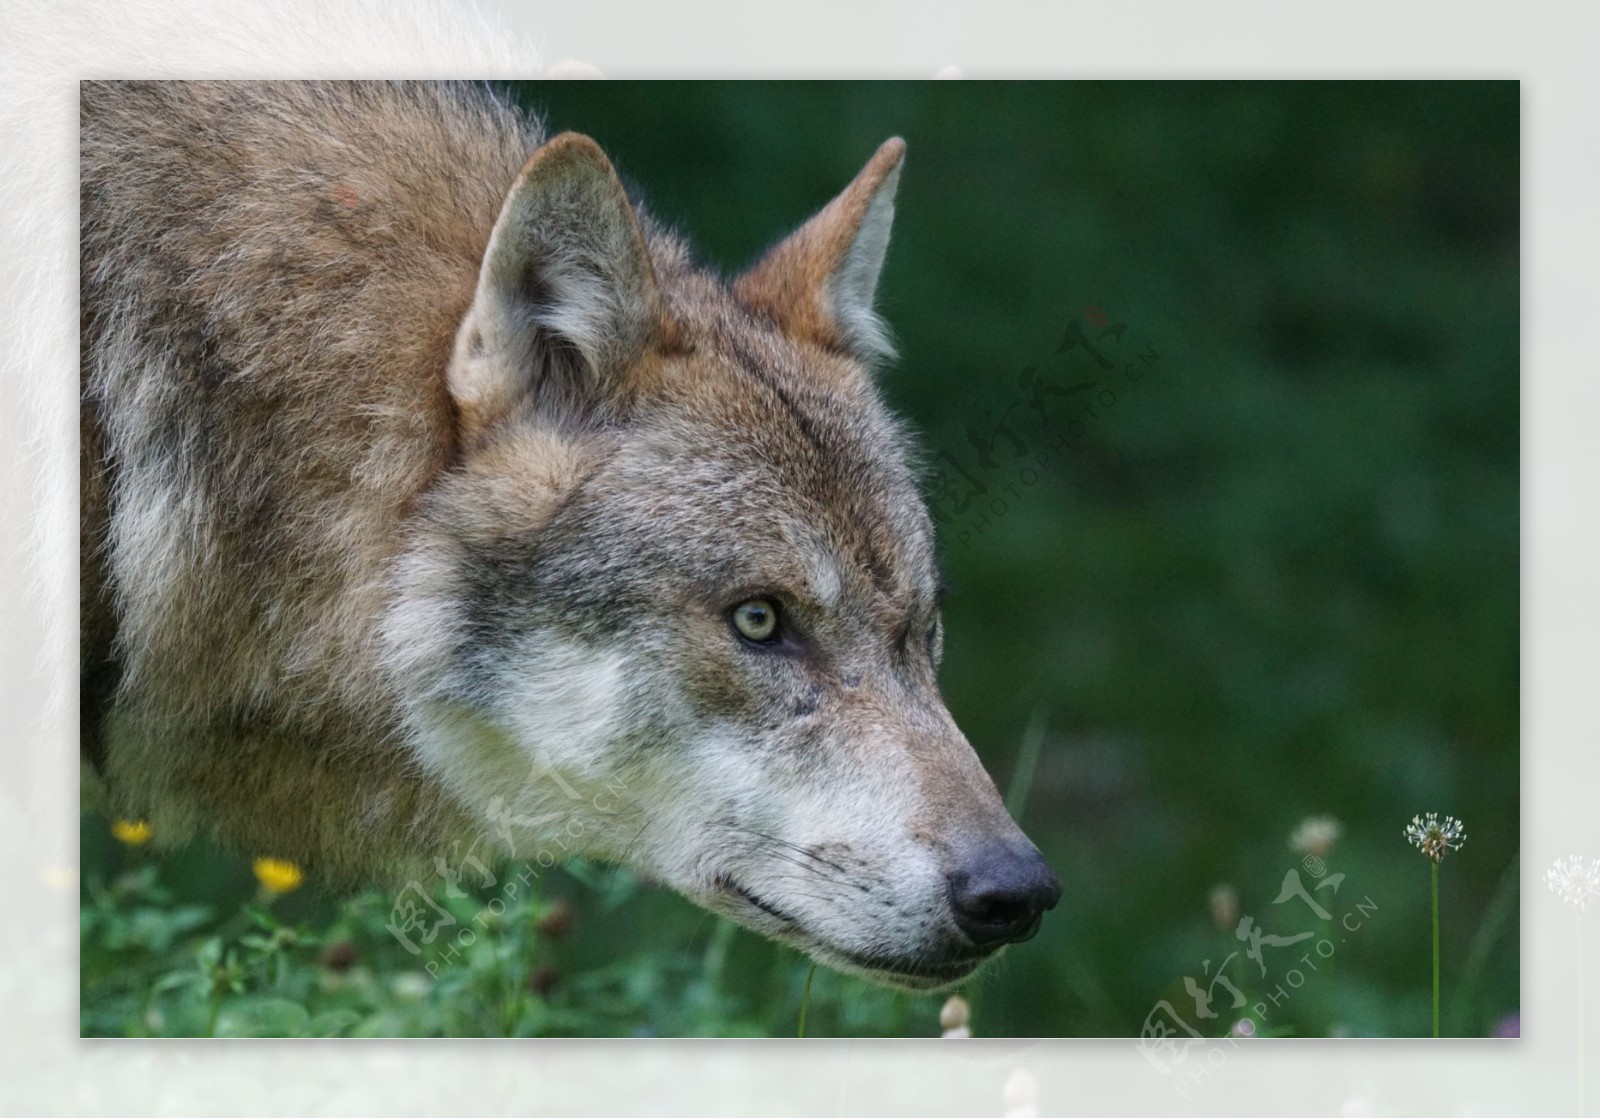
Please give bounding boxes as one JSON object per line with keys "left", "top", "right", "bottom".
{"left": 3, "top": 0, "right": 1589, "bottom": 1113}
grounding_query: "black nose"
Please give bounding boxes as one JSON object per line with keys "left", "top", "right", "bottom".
{"left": 947, "top": 841, "right": 1062, "bottom": 948}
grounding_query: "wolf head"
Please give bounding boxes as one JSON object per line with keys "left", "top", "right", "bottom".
{"left": 384, "top": 133, "right": 1059, "bottom": 989}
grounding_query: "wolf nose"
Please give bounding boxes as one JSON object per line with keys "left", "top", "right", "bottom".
{"left": 947, "top": 841, "right": 1062, "bottom": 948}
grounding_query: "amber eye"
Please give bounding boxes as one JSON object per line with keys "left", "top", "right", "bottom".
{"left": 730, "top": 598, "right": 780, "bottom": 644}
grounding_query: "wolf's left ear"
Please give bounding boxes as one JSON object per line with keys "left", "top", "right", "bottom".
{"left": 733, "top": 138, "right": 905, "bottom": 365}
{"left": 450, "top": 133, "right": 669, "bottom": 439}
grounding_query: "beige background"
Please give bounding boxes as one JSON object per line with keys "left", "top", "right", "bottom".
{"left": 0, "top": 0, "right": 1585, "bottom": 1112}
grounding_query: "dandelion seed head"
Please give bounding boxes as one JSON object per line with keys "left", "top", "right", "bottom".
{"left": 1403, "top": 812, "right": 1465, "bottom": 863}
{"left": 1545, "top": 856, "right": 1600, "bottom": 912}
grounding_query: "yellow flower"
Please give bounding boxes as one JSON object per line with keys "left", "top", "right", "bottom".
{"left": 252, "top": 856, "right": 304, "bottom": 894}
{"left": 111, "top": 819, "right": 152, "bottom": 845}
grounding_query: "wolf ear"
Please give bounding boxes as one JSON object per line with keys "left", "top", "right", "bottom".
{"left": 450, "top": 133, "right": 667, "bottom": 438}
{"left": 733, "top": 138, "right": 905, "bottom": 365}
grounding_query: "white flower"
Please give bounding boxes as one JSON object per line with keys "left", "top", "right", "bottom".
{"left": 1546, "top": 856, "right": 1600, "bottom": 913}
{"left": 939, "top": 994, "right": 971, "bottom": 1037}
{"left": 939, "top": 994, "right": 969, "bottom": 1030}
{"left": 1404, "top": 812, "right": 1466, "bottom": 863}
{"left": 1289, "top": 816, "right": 1343, "bottom": 857}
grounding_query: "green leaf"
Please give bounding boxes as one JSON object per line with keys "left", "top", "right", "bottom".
{"left": 195, "top": 937, "right": 224, "bottom": 970}
{"left": 213, "top": 996, "right": 312, "bottom": 1038}
{"left": 308, "top": 1009, "right": 363, "bottom": 1037}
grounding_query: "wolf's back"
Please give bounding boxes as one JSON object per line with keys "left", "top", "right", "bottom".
{"left": 80, "top": 82, "right": 541, "bottom": 872}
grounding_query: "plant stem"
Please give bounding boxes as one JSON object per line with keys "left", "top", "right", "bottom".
{"left": 796, "top": 964, "right": 817, "bottom": 1038}
{"left": 1579, "top": 912, "right": 1586, "bottom": 1117}
{"left": 1005, "top": 705, "right": 1048, "bottom": 821}
{"left": 1431, "top": 860, "right": 1440, "bottom": 1038}
{"left": 702, "top": 918, "right": 736, "bottom": 987}
{"left": 1446, "top": 852, "right": 1519, "bottom": 1035}
{"left": 500, "top": 931, "right": 516, "bottom": 1037}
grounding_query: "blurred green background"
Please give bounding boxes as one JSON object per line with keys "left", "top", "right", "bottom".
{"left": 82, "top": 80, "right": 1519, "bottom": 1038}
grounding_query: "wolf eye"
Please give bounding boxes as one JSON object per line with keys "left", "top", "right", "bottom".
{"left": 730, "top": 599, "right": 780, "bottom": 644}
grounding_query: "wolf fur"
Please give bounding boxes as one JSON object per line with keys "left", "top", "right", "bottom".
{"left": 80, "top": 80, "right": 1056, "bottom": 987}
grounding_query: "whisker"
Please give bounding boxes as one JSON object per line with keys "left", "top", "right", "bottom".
{"left": 728, "top": 825, "right": 852, "bottom": 876}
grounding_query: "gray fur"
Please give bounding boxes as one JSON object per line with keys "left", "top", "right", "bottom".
{"left": 81, "top": 80, "right": 1053, "bottom": 988}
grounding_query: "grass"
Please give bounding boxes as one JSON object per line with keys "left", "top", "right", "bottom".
{"left": 796, "top": 964, "right": 817, "bottom": 1038}
{"left": 81, "top": 797, "right": 1519, "bottom": 1038}
{"left": 80, "top": 80, "right": 1519, "bottom": 1039}
{"left": 80, "top": 817, "right": 946, "bottom": 1039}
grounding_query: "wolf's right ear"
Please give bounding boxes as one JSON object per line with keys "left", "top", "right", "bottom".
{"left": 450, "top": 133, "right": 669, "bottom": 439}
{"left": 733, "top": 138, "right": 905, "bottom": 366}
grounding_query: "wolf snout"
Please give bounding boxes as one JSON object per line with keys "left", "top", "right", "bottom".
{"left": 946, "top": 841, "right": 1062, "bottom": 948}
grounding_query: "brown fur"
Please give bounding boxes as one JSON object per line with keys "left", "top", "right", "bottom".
{"left": 81, "top": 81, "right": 531, "bottom": 878}
{"left": 81, "top": 81, "right": 1056, "bottom": 983}
{"left": 735, "top": 136, "right": 905, "bottom": 364}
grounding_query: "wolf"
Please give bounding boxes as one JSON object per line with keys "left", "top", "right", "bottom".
{"left": 80, "top": 80, "right": 1059, "bottom": 990}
